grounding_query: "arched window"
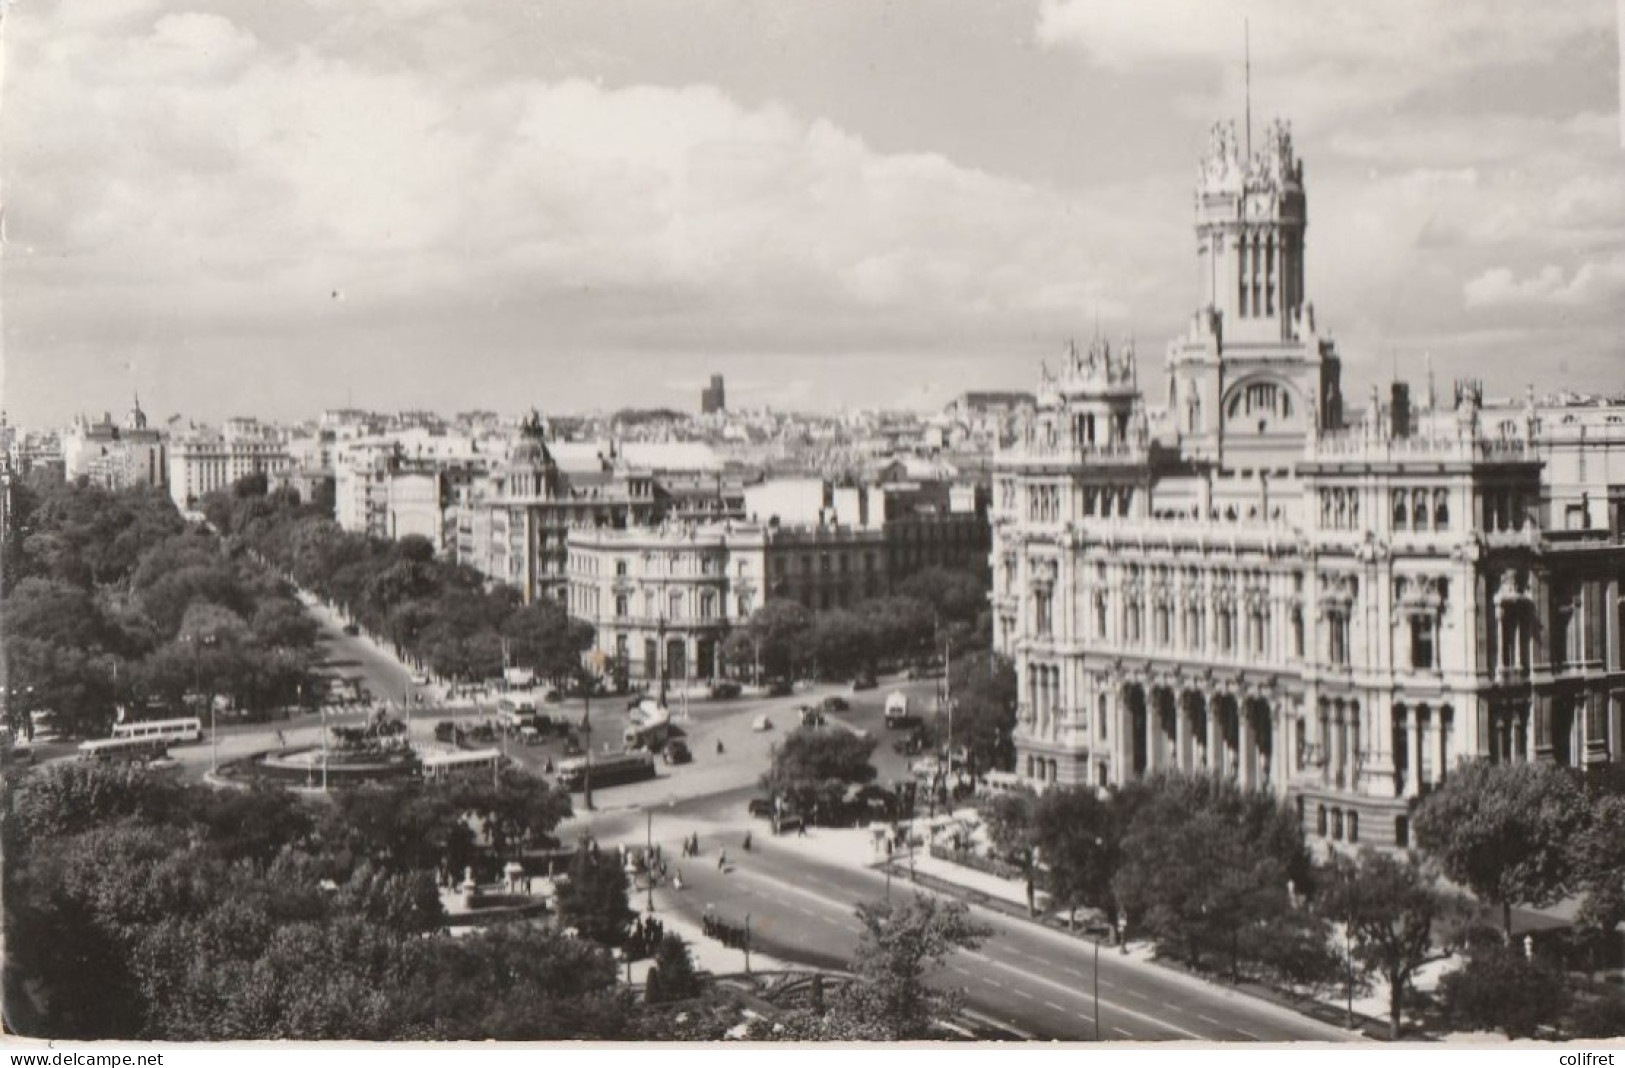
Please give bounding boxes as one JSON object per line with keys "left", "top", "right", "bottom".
{"left": 1393, "top": 490, "right": 1408, "bottom": 530}
{"left": 1433, "top": 490, "right": 1449, "bottom": 529}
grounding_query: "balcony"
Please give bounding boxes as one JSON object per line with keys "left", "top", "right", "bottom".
{"left": 1304, "top": 431, "right": 1532, "bottom": 465}
{"left": 994, "top": 440, "right": 1149, "bottom": 468}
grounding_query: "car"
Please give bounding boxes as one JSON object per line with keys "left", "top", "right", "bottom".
{"left": 752, "top": 714, "right": 774, "bottom": 732}
{"left": 798, "top": 708, "right": 826, "bottom": 728}
{"left": 850, "top": 672, "right": 878, "bottom": 692}
{"left": 820, "top": 695, "right": 850, "bottom": 713}
{"left": 662, "top": 739, "right": 692, "bottom": 765}
{"left": 765, "top": 678, "right": 794, "bottom": 697}
{"left": 709, "top": 681, "right": 742, "bottom": 700}
{"left": 342, "top": 623, "right": 361, "bottom": 637}
{"left": 747, "top": 797, "right": 776, "bottom": 819}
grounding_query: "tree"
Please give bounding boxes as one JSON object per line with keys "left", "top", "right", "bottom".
{"left": 1030, "top": 786, "right": 1120, "bottom": 927}
{"left": 762, "top": 728, "right": 877, "bottom": 821}
{"left": 943, "top": 650, "right": 1017, "bottom": 776}
{"left": 744, "top": 601, "right": 814, "bottom": 679}
{"left": 1414, "top": 760, "right": 1589, "bottom": 938}
{"left": 644, "top": 933, "right": 701, "bottom": 1004}
{"left": 445, "top": 771, "right": 573, "bottom": 863}
{"left": 838, "top": 893, "right": 991, "bottom": 1039}
{"left": 1320, "top": 849, "right": 1457, "bottom": 1039}
{"left": 554, "top": 841, "right": 634, "bottom": 948}
{"left": 1569, "top": 793, "right": 1625, "bottom": 956}
{"left": 979, "top": 789, "right": 1040, "bottom": 916}
{"left": 1111, "top": 773, "right": 1310, "bottom": 981}
{"left": 1438, "top": 940, "right": 1570, "bottom": 1040}
{"left": 896, "top": 567, "right": 988, "bottom": 628}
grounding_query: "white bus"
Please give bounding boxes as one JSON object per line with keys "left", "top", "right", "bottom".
{"left": 112, "top": 717, "right": 204, "bottom": 745}
{"left": 79, "top": 736, "right": 171, "bottom": 763}
{"left": 421, "top": 748, "right": 503, "bottom": 781}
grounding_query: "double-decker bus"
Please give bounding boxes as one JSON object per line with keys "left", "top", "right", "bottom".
{"left": 555, "top": 751, "right": 655, "bottom": 792}
{"left": 78, "top": 736, "right": 171, "bottom": 764}
{"left": 112, "top": 717, "right": 204, "bottom": 745}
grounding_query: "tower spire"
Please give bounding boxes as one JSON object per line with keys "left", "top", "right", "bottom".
{"left": 1244, "top": 19, "right": 1252, "bottom": 159}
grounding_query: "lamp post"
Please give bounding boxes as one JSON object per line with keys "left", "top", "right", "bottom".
{"left": 645, "top": 808, "right": 655, "bottom": 913}
{"left": 581, "top": 663, "right": 595, "bottom": 812}
{"left": 657, "top": 607, "right": 669, "bottom": 708}
{"left": 744, "top": 912, "right": 752, "bottom": 974}
{"left": 1094, "top": 936, "right": 1101, "bottom": 1042}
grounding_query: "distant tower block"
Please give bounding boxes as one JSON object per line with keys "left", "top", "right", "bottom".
{"left": 701, "top": 374, "right": 726, "bottom": 415}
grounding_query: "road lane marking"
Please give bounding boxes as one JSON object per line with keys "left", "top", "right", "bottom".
{"left": 1114, "top": 1028, "right": 1133, "bottom": 1038}
{"left": 1043, "top": 1001, "right": 1066, "bottom": 1013}
{"left": 1197, "top": 1014, "right": 1223, "bottom": 1026}
{"left": 1013, "top": 989, "right": 1035, "bottom": 1001}
{"left": 963, "top": 949, "right": 1204, "bottom": 1041}
{"left": 1236, "top": 1028, "right": 1262, "bottom": 1040}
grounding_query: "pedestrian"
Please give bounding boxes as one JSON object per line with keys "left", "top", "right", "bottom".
{"left": 718, "top": 848, "right": 727, "bottom": 872}
{"left": 743, "top": 830, "right": 752, "bottom": 852}
{"left": 798, "top": 820, "right": 807, "bottom": 838}
{"left": 674, "top": 869, "right": 684, "bottom": 891}
{"left": 716, "top": 738, "right": 725, "bottom": 755}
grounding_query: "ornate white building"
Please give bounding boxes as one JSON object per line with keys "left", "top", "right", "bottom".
{"left": 992, "top": 117, "right": 1625, "bottom": 849}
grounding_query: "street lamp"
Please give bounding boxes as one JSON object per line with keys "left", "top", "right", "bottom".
{"left": 645, "top": 808, "right": 655, "bottom": 913}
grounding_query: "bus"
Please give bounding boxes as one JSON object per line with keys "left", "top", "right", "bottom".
{"left": 78, "top": 736, "right": 171, "bottom": 764}
{"left": 556, "top": 751, "right": 655, "bottom": 793}
{"left": 420, "top": 748, "right": 503, "bottom": 782}
{"left": 623, "top": 703, "right": 671, "bottom": 750}
{"left": 112, "top": 717, "right": 204, "bottom": 745}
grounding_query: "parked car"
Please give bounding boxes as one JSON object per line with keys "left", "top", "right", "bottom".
{"left": 798, "top": 707, "right": 826, "bottom": 728}
{"left": 850, "top": 672, "right": 878, "bottom": 691}
{"left": 342, "top": 623, "right": 360, "bottom": 636}
{"left": 752, "top": 714, "right": 774, "bottom": 732}
{"left": 709, "top": 681, "right": 742, "bottom": 700}
{"left": 820, "top": 695, "right": 850, "bottom": 712}
{"left": 434, "top": 721, "right": 457, "bottom": 743}
{"left": 765, "top": 678, "right": 794, "bottom": 697}
{"left": 747, "top": 797, "right": 776, "bottom": 819}
{"left": 662, "top": 739, "right": 692, "bottom": 765}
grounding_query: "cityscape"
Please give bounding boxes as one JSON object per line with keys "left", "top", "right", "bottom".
{"left": 2, "top": 0, "right": 1623, "bottom": 1054}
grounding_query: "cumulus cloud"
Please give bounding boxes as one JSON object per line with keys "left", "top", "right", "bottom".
{"left": 1463, "top": 254, "right": 1625, "bottom": 309}
{"left": 2, "top": 0, "right": 1620, "bottom": 420}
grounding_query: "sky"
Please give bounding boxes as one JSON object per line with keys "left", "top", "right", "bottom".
{"left": 2, "top": 0, "right": 1622, "bottom": 426}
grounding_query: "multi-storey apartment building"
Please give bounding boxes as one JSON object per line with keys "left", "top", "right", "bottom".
{"left": 992, "top": 117, "right": 1625, "bottom": 849}
{"left": 62, "top": 398, "right": 166, "bottom": 491}
{"left": 167, "top": 420, "right": 293, "bottom": 509}
{"left": 456, "top": 414, "right": 664, "bottom": 605}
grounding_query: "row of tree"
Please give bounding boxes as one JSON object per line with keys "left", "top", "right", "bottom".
{"left": 974, "top": 763, "right": 1625, "bottom": 1039}
{"left": 4, "top": 754, "right": 994, "bottom": 1041}
{"left": 2, "top": 479, "right": 324, "bottom": 738}
{"left": 201, "top": 477, "right": 594, "bottom": 685}
{"left": 722, "top": 566, "right": 992, "bottom": 683}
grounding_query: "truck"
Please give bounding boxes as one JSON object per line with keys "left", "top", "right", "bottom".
{"left": 884, "top": 691, "right": 911, "bottom": 728}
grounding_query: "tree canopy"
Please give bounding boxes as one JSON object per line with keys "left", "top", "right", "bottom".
{"left": 1414, "top": 760, "right": 1589, "bottom": 937}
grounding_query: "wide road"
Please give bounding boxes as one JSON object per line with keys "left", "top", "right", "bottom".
{"left": 146, "top": 589, "right": 1353, "bottom": 1042}
{"left": 605, "top": 785, "right": 1355, "bottom": 1044}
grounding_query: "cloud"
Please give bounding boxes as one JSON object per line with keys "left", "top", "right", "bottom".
{"left": 1463, "top": 254, "right": 1625, "bottom": 309}
{"left": 1035, "top": 0, "right": 1612, "bottom": 135}
{"left": 6, "top": 5, "right": 1177, "bottom": 367}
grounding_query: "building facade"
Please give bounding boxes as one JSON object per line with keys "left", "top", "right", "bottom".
{"left": 992, "top": 117, "right": 1625, "bottom": 849}
{"left": 455, "top": 414, "right": 664, "bottom": 604}
{"left": 62, "top": 399, "right": 166, "bottom": 490}
{"left": 167, "top": 421, "right": 293, "bottom": 509}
